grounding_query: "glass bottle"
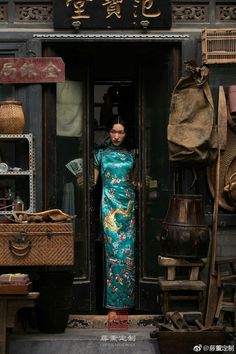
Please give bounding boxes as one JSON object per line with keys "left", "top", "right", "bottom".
{"left": 12, "top": 193, "right": 24, "bottom": 211}
{"left": 7, "top": 188, "right": 13, "bottom": 207}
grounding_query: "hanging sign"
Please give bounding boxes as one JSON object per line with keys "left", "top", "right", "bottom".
{"left": 53, "top": 0, "right": 171, "bottom": 30}
{"left": 0, "top": 58, "right": 65, "bottom": 84}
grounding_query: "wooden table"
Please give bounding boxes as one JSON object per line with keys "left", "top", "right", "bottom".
{"left": 0, "top": 292, "right": 39, "bottom": 354}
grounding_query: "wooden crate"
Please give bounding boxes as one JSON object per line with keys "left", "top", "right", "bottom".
{"left": 0, "top": 223, "right": 74, "bottom": 266}
{"left": 202, "top": 28, "right": 236, "bottom": 64}
{"left": 156, "top": 330, "right": 227, "bottom": 354}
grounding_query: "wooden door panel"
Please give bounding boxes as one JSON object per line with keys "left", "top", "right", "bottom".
{"left": 136, "top": 45, "right": 181, "bottom": 312}
{"left": 43, "top": 46, "right": 96, "bottom": 313}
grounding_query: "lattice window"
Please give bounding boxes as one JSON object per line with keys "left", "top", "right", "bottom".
{"left": 0, "top": 4, "right": 7, "bottom": 22}
{"left": 14, "top": 2, "right": 52, "bottom": 23}
{"left": 216, "top": 4, "right": 236, "bottom": 23}
{"left": 172, "top": 3, "right": 209, "bottom": 23}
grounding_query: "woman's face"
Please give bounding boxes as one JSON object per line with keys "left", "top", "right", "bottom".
{"left": 109, "top": 123, "right": 126, "bottom": 146}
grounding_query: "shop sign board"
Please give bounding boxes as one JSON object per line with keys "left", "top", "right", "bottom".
{"left": 0, "top": 58, "right": 65, "bottom": 84}
{"left": 53, "top": 0, "right": 171, "bottom": 29}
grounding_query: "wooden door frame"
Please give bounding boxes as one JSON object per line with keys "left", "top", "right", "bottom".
{"left": 42, "top": 40, "right": 182, "bottom": 313}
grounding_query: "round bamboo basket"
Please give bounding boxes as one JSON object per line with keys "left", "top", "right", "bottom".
{"left": 0, "top": 100, "right": 25, "bottom": 134}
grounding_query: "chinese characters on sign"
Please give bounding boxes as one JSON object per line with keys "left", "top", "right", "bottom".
{"left": 102, "top": 0, "right": 123, "bottom": 19}
{"left": 53, "top": 0, "right": 171, "bottom": 29}
{"left": 0, "top": 58, "right": 65, "bottom": 84}
{"left": 66, "top": 0, "right": 90, "bottom": 19}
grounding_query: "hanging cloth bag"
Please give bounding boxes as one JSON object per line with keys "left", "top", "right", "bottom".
{"left": 167, "top": 65, "right": 217, "bottom": 164}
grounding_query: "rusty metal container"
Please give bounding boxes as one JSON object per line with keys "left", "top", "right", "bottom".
{"left": 160, "top": 194, "right": 210, "bottom": 258}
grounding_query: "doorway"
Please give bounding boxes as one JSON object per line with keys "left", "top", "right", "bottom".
{"left": 43, "top": 41, "right": 181, "bottom": 313}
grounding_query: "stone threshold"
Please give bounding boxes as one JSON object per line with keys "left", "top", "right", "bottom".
{"left": 68, "top": 314, "right": 162, "bottom": 329}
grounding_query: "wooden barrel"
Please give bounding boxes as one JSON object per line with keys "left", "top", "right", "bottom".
{"left": 160, "top": 194, "right": 210, "bottom": 258}
{"left": 0, "top": 100, "right": 25, "bottom": 134}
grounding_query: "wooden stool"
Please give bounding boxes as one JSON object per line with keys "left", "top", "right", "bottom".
{"left": 158, "top": 256, "right": 207, "bottom": 313}
{"left": 0, "top": 292, "right": 39, "bottom": 354}
{"left": 214, "top": 282, "right": 236, "bottom": 333}
{"left": 216, "top": 257, "right": 236, "bottom": 286}
{"left": 214, "top": 257, "right": 236, "bottom": 333}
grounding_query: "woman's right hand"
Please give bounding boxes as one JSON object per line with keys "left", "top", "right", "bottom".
{"left": 76, "top": 175, "right": 83, "bottom": 187}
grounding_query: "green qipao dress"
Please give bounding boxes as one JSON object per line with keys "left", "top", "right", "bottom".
{"left": 94, "top": 142, "right": 136, "bottom": 310}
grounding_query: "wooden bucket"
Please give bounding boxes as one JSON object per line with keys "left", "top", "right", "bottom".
{"left": 160, "top": 194, "right": 210, "bottom": 258}
{"left": 0, "top": 100, "right": 25, "bottom": 134}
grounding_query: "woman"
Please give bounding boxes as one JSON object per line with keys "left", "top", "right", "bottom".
{"left": 94, "top": 115, "right": 136, "bottom": 314}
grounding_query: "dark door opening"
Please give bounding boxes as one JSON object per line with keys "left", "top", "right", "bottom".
{"left": 43, "top": 42, "right": 181, "bottom": 313}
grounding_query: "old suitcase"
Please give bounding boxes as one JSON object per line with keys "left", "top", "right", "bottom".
{"left": 0, "top": 223, "right": 74, "bottom": 266}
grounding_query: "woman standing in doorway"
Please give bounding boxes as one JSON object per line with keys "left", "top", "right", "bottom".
{"left": 94, "top": 115, "right": 136, "bottom": 314}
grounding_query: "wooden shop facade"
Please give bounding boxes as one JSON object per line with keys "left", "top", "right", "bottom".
{"left": 0, "top": 0, "right": 235, "bottom": 316}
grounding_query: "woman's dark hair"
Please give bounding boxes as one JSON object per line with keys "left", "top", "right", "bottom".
{"left": 106, "top": 114, "right": 129, "bottom": 134}
{"left": 100, "top": 114, "right": 132, "bottom": 149}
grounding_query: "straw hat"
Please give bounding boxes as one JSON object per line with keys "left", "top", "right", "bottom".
{"left": 207, "top": 120, "right": 236, "bottom": 212}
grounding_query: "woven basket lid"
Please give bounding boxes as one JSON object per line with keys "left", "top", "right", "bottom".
{"left": 0, "top": 100, "right": 22, "bottom": 105}
{"left": 207, "top": 121, "right": 236, "bottom": 212}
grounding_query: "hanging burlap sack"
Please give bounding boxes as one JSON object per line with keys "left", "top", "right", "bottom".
{"left": 167, "top": 64, "right": 217, "bottom": 164}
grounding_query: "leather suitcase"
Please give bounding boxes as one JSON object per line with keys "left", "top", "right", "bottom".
{"left": 0, "top": 223, "right": 74, "bottom": 266}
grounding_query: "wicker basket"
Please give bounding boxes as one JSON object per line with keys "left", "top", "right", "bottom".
{"left": 0, "top": 100, "right": 25, "bottom": 134}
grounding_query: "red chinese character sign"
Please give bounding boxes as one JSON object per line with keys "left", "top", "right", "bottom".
{"left": 0, "top": 58, "right": 65, "bottom": 84}
{"left": 53, "top": 0, "right": 171, "bottom": 29}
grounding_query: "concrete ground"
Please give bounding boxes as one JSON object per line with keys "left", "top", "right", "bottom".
{"left": 9, "top": 328, "right": 160, "bottom": 354}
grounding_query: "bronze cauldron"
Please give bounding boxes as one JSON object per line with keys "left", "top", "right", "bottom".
{"left": 160, "top": 194, "right": 210, "bottom": 258}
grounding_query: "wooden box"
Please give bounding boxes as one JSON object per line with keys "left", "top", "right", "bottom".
{"left": 0, "top": 282, "right": 32, "bottom": 294}
{"left": 0, "top": 223, "right": 74, "bottom": 266}
{"left": 156, "top": 331, "right": 227, "bottom": 354}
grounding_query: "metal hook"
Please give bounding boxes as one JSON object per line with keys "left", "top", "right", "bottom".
{"left": 140, "top": 20, "right": 150, "bottom": 30}
{"left": 72, "top": 21, "right": 81, "bottom": 32}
